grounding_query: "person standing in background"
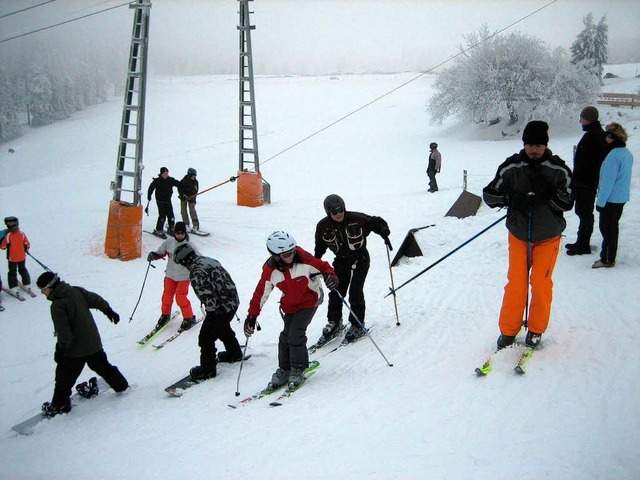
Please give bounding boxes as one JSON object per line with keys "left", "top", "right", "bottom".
{"left": 566, "top": 106, "right": 608, "bottom": 256}
{"left": 592, "top": 122, "right": 634, "bottom": 269}
{"left": 427, "top": 142, "right": 442, "bottom": 193}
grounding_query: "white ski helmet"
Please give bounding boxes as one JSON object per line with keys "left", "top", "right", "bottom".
{"left": 266, "top": 231, "right": 296, "bottom": 255}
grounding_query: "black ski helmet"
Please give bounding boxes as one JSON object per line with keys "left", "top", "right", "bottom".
{"left": 4, "top": 216, "right": 18, "bottom": 226}
{"left": 430, "top": 142, "right": 438, "bottom": 150}
{"left": 187, "top": 167, "right": 197, "bottom": 176}
{"left": 173, "top": 243, "right": 196, "bottom": 266}
{"left": 323, "top": 194, "right": 345, "bottom": 216}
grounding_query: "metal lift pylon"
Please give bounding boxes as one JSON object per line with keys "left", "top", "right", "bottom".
{"left": 104, "top": 0, "right": 152, "bottom": 260}
{"left": 237, "top": 0, "right": 269, "bottom": 206}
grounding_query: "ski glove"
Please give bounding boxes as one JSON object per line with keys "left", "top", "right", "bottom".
{"left": 596, "top": 205, "right": 604, "bottom": 213}
{"left": 147, "top": 251, "right": 160, "bottom": 262}
{"left": 54, "top": 345, "right": 64, "bottom": 363}
{"left": 533, "top": 175, "right": 555, "bottom": 202}
{"left": 144, "top": 206, "right": 149, "bottom": 215}
{"left": 509, "top": 192, "right": 535, "bottom": 213}
{"left": 244, "top": 316, "right": 257, "bottom": 337}
{"left": 105, "top": 308, "right": 120, "bottom": 324}
{"left": 324, "top": 273, "right": 339, "bottom": 290}
{"left": 383, "top": 236, "right": 393, "bottom": 251}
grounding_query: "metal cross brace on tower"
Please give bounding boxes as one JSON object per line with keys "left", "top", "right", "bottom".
{"left": 238, "top": 0, "right": 260, "bottom": 173}
{"left": 111, "top": 0, "right": 152, "bottom": 206}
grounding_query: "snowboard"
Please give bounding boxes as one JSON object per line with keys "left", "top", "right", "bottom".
{"left": 190, "top": 229, "right": 210, "bottom": 237}
{"left": 11, "top": 377, "right": 110, "bottom": 435}
{"left": 143, "top": 229, "right": 167, "bottom": 239}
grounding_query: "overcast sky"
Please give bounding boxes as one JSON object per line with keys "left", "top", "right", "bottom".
{"left": 1, "top": 0, "right": 639, "bottom": 75}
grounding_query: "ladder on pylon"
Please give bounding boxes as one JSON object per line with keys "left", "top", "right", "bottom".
{"left": 238, "top": 0, "right": 260, "bottom": 173}
{"left": 111, "top": 0, "right": 152, "bottom": 206}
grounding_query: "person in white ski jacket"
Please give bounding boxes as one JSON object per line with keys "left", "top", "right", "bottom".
{"left": 147, "top": 222, "right": 200, "bottom": 331}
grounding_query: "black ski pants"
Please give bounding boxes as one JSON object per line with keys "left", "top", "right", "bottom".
{"left": 7, "top": 260, "right": 30, "bottom": 289}
{"left": 573, "top": 186, "right": 597, "bottom": 246}
{"left": 278, "top": 306, "right": 317, "bottom": 371}
{"left": 198, "top": 308, "right": 242, "bottom": 373}
{"left": 155, "top": 200, "right": 175, "bottom": 232}
{"left": 598, "top": 202, "right": 625, "bottom": 264}
{"left": 327, "top": 253, "right": 370, "bottom": 327}
{"left": 52, "top": 349, "right": 128, "bottom": 409}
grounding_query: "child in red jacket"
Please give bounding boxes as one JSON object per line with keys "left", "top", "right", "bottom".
{"left": 0, "top": 216, "right": 32, "bottom": 295}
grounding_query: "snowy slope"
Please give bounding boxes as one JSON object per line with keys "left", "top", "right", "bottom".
{"left": 0, "top": 65, "right": 639, "bottom": 479}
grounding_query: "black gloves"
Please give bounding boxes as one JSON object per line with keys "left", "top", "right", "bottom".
{"left": 147, "top": 251, "right": 160, "bottom": 262}
{"left": 596, "top": 205, "right": 604, "bottom": 213}
{"left": 54, "top": 345, "right": 64, "bottom": 363}
{"left": 510, "top": 192, "right": 535, "bottom": 213}
{"left": 533, "top": 175, "right": 555, "bottom": 202}
{"left": 144, "top": 204, "right": 150, "bottom": 215}
{"left": 324, "top": 273, "right": 339, "bottom": 290}
{"left": 383, "top": 237, "right": 393, "bottom": 251}
{"left": 105, "top": 308, "right": 120, "bottom": 324}
{"left": 244, "top": 316, "right": 257, "bottom": 337}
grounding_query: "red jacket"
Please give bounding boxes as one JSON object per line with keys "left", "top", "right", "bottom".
{"left": 0, "top": 230, "right": 30, "bottom": 262}
{"left": 248, "top": 247, "right": 335, "bottom": 317}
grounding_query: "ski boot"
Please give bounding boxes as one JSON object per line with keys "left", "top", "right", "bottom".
{"left": 265, "top": 368, "right": 290, "bottom": 392}
{"left": 344, "top": 323, "right": 366, "bottom": 343}
{"left": 496, "top": 334, "right": 516, "bottom": 350}
{"left": 316, "top": 319, "right": 343, "bottom": 346}
{"left": 41, "top": 400, "right": 71, "bottom": 418}
{"left": 217, "top": 351, "right": 244, "bottom": 363}
{"left": 179, "top": 316, "right": 197, "bottom": 331}
{"left": 288, "top": 368, "right": 306, "bottom": 390}
{"left": 155, "top": 314, "right": 171, "bottom": 330}
{"left": 190, "top": 366, "right": 216, "bottom": 381}
{"left": 525, "top": 331, "right": 542, "bottom": 349}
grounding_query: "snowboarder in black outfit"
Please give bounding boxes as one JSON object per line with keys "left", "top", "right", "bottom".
{"left": 173, "top": 243, "right": 243, "bottom": 380}
{"left": 314, "top": 194, "right": 391, "bottom": 344}
{"left": 36, "top": 272, "right": 129, "bottom": 417}
{"left": 147, "top": 167, "right": 181, "bottom": 237}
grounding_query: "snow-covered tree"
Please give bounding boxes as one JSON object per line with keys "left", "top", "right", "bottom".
{"left": 27, "top": 67, "right": 55, "bottom": 127}
{"left": 0, "top": 67, "right": 24, "bottom": 141}
{"left": 570, "top": 13, "right": 608, "bottom": 79}
{"left": 427, "top": 26, "right": 600, "bottom": 126}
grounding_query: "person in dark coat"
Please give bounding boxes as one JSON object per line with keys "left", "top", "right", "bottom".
{"left": 178, "top": 167, "right": 201, "bottom": 233}
{"left": 36, "top": 272, "right": 129, "bottom": 417}
{"left": 427, "top": 142, "right": 442, "bottom": 192}
{"left": 483, "top": 121, "right": 573, "bottom": 350}
{"left": 566, "top": 106, "right": 609, "bottom": 256}
{"left": 314, "top": 194, "right": 391, "bottom": 344}
{"left": 147, "top": 167, "right": 181, "bottom": 236}
{"left": 173, "top": 243, "right": 243, "bottom": 381}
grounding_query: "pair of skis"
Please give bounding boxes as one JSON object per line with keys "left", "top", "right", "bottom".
{"left": 2, "top": 283, "right": 37, "bottom": 302}
{"left": 475, "top": 345, "right": 536, "bottom": 376}
{"left": 137, "top": 311, "right": 203, "bottom": 349}
{"left": 228, "top": 360, "right": 320, "bottom": 408}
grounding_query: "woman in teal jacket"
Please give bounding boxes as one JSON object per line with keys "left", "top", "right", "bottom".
{"left": 593, "top": 122, "right": 634, "bottom": 268}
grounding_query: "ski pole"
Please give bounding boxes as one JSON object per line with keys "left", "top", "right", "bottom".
{"left": 26, "top": 251, "right": 53, "bottom": 272}
{"left": 385, "top": 243, "right": 401, "bottom": 326}
{"left": 333, "top": 289, "right": 393, "bottom": 367}
{"left": 386, "top": 214, "right": 507, "bottom": 297}
{"left": 128, "top": 260, "right": 156, "bottom": 323}
{"left": 523, "top": 206, "right": 533, "bottom": 330}
{"left": 235, "top": 339, "right": 250, "bottom": 397}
